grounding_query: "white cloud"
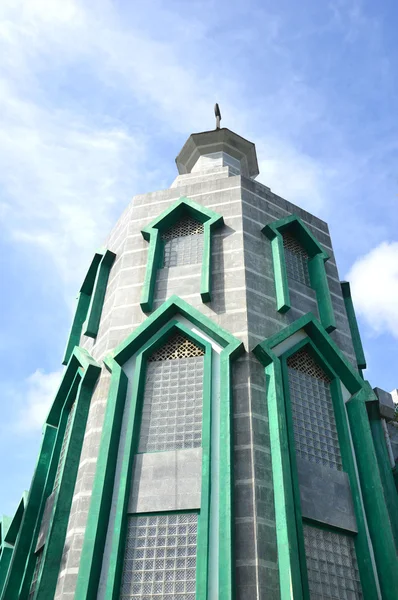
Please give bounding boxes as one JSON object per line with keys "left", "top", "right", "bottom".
{"left": 347, "top": 241, "right": 398, "bottom": 338}
{"left": 15, "top": 368, "right": 64, "bottom": 432}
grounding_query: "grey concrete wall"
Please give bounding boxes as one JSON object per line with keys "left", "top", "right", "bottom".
{"left": 55, "top": 157, "right": 362, "bottom": 599}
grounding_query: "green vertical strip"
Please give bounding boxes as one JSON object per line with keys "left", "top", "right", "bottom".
{"left": 330, "top": 380, "right": 379, "bottom": 598}
{"left": 196, "top": 350, "right": 212, "bottom": 599}
{"left": 0, "top": 426, "right": 57, "bottom": 600}
{"left": 84, "top": 250, "right": 116, "bottom": 338}
{"left": 140, "top": 229, "right": 161, "bottom": 312}
{"left": 75, "top": 365, "right": 128, "bottom": 599}
{"left": 271, "top": 235, "right": 290, "bottom": 313}
{"left": 393, "top": 466, "right": 398, "bottom": 494}
{"left": 341, "top": 282, "right": 366, "bottom": 370}
{"left": 0, "top": 546, "right": 12, "bottom": 597}
{"left": 218, "top": 353, "right": 235, "bottom": 599}
{"left": 62, "top": 292, "right": 91, "bottom": 365}
{"left": 308, "top": 254, "right": 336, "bottom": 333}
{"left": 200, "top": 224, "right": 212, "bottom": 303}
{"left": 347, "top": 395, "right": 398, "bottom": 599}
{"left": 265, "top": 360, "right": 303, "bottom": 599}
{"left": 367, "top": 403, "right": 398, "bottom": 551}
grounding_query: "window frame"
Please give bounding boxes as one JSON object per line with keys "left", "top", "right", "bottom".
{"left": 263, "top": 214, "right": 336, "bottom": 332}
{"left": 279, "top": 337, "right": 378, "bottom": 599}
{"left": 101, "top": 320, "right": 212, "bottom": 600}
{"left": 140, "top": 197, "right": 223, "bottom": 312}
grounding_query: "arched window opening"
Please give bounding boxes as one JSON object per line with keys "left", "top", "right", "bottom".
{"left": 282, "top": 232, "right": 311, "bottom": 287}
{"left": 138, "top": 332, "right": 204, "bottom": 453}
{"left": 287, "top": 349, "right": 342, "bottom": 471}
{"left": 161, "top": 215, "right": 204, "bottom": 268}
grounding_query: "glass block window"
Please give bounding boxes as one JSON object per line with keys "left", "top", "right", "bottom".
{"left": 120, "top": 513, "right": 198, "bottom": 600}
{"left": 303, "top": 524, "right": 363, "bottom": 599}
{"left": 161, "top": 215, "right": 204, "bottom": 268}
{"left": 138, "top": 333, "right": 204, "bottom": 453}
{"left": 283, "top": 232, "right": 311, "bottom": 287}
{"left": 53, "top": 401, "right": 76, "bottom": 490}
{"left": 28, "top": 548, "right": 44, "bottom": 600}
{"left": 287, "top": 349, "right": 343, "bottom": 471}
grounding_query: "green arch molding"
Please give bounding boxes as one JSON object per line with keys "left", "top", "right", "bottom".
{"left": 62, "top": 248, "right": 116, "bottom": 365}
{"left": 0, "top": 493, "right": 27, "bottom": 596}
{"left": 341, "top": 281, "right": 367, "bottom": 371}
{"left": 140, "top": 197, "right": 224, "bottom": 312}
{"left": 253, "top": 313, "right": 398, "bottom": 600}
{"left": 262, "top": 214, "right": 336, "bottom": 333}
{"left": 75, "top": 295, "right": 243, "bottom": 600}
{"left": 1, "top": 348, "right": 100, "bottom": 600}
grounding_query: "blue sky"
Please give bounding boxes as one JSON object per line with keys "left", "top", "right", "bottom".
{"left": 1, "top": 0, "right": 398, "bottom": 515}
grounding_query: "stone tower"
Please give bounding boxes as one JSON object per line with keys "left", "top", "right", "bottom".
{"left": 1, "top": 125, "right": 398, "bottom": 600}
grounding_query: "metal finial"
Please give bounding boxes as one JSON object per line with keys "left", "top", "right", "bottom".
{"left": 214, "top": 103, "right": 221, "bottom": 129}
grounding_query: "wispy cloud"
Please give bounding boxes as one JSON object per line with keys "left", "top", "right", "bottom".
{"left": 13, "top": 368, "right": 64, "bottom": 433}
{"left": 347, "top": 241, "right": 398, "bottom": 338}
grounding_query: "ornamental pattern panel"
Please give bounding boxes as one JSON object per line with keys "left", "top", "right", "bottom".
{"left": 120, "top": 513, "right": 198, "bottom": 600}
{"left": 283, "top": 232, "right": 311, "bottom": 287}
{"left": 161, "top": 215, "right": 204, "bottom": 268}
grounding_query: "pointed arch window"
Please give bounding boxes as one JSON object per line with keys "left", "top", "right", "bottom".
{"left": 140, "top": 197, "right": 223, "bottom": 312}
{"left": 282, "top": 232, "right": 311, "bottom": 287}
{"left": 287, "top": 348, "right": 343, "bottom": 471}
{"left": 161, "top": 214, "right": 204, "bottom": 268}
{"left": 263, "top": 214, "right": 336, "bottom": 332}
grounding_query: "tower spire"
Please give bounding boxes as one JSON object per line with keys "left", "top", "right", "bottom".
{"left": 214, "top": 103, "right": 221, "bottom": 129}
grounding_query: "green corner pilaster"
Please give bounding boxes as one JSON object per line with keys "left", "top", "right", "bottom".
{"left": 0, "top": 429, "right": 56, "bottom": 600}
{"left": 341, "top": 281, "right": 366, "bottom": 370}
{"left": 140, "top": 197, "right": 223, "bottom": 312}
{"left": 367, "top": 402, "right": 398, "bottom": 551}
{"left": 83, "top": 249, "right": 116, "bottom": 338}
{"left": 62, "top": 248, "right": 116, "bottom": 364}
{"left": 32, "top": 349, "right": 101, "bottom": 600}
{"left": 75, "top": 295, "right": 243, "bottom": 600}
{"left": 346, "top": 390, "right": 398, "bottom": 599}
{"left": 262, "top": 214, "right": 336, "bottom": 332}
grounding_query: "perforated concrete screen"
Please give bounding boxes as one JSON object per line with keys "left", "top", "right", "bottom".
{"left": 29, "top": 548, "right": 44, "bottom": 600}
{"left": 287, "top": 349, "right": 343, "bottom": 471}
{"left": 120, "top": 513, "right": 198, "bottom": 600}
{"left": 303, "top": 524, "right": 363, "bottom": 599}
{"left": 283, "top": 232, "right": 311, "bottom": 287}
{"left": 161, "top": 215, "right": 204, "bottom": 268}
{"left": 53, "top": 401, "right": 76, "bottom": 490}
{"left": 138, "top": 335, "right": 204, "bottom": 453}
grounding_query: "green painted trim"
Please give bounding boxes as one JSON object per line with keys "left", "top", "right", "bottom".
{"left": 83, "top": 249, "right": 116, "bottom": 338}
{"left": 0, "top": 495, "right": 28, "bottom": 598}
{"left": 103, "top": 321, "right": 211, "bottom": 600}
{"left": 341, "top": 282, "right": 366, "bottom": 370}
{"left": 393, "top": 466, "right": 398, "bottom": 494}
{"left": 367, "top": 403, "right": 398, "bottom": 551}
{"left": 140, "top": 197, "right": 223, "bottom": 312}
{"left": 253, "top": 312, "right": 364, "bottom": 395}
{"left": 32, "top": 351, "right": 100, "bottom": 600}
{"left": 281, "top": 339, "right": 379, "bottom": 598}
{"left": 0, "top": 545, "right": 12, "bottom": 597}
{"left": 62, "top": 248, "right": 115, "bottom": 364}
{"left": 253, "top": 319, "right": 383, "bottom": 599}
{"left": 3, "top": 493, "right": 27, "bottom": 547}
{"left": 0, "top": 427, "right": 57, "bottom": 600}
{"left": 76, "top": 295, "right": 243, "bottom": 600}
{"left": 347, "top": 394, "right": 398, "bottom": 598}
{"left": 262, "top": 214, "right": 336, "bottom": 332}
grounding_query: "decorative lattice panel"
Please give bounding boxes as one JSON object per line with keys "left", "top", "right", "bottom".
{"left": 287, "top": 350, "right": 343, "bottom": 471}
{"left": 161, "top": 216, "right": 204, "bottom": 240}
{"left": 120, "top": 513, "right": 198, "bottom": 600}
{"left": 161, "top": 216, "right": 204, "bottom": 268}
{"left": 283, "top": 232, "right": 311, "bottom": 287}
{"left": 303, "top": 525, "right": 363, "bottom": 599}
{"left": 53, "top": 401, "right": 76, "bottom": 490}
{"left": 138, "top": 335, "right": 204, "bottom": 453}
{"left": 149, "top": 333, "right": 204, "bottom": 362}
{"left": 28, "top": 548, "right": 44, "bottom": 600}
